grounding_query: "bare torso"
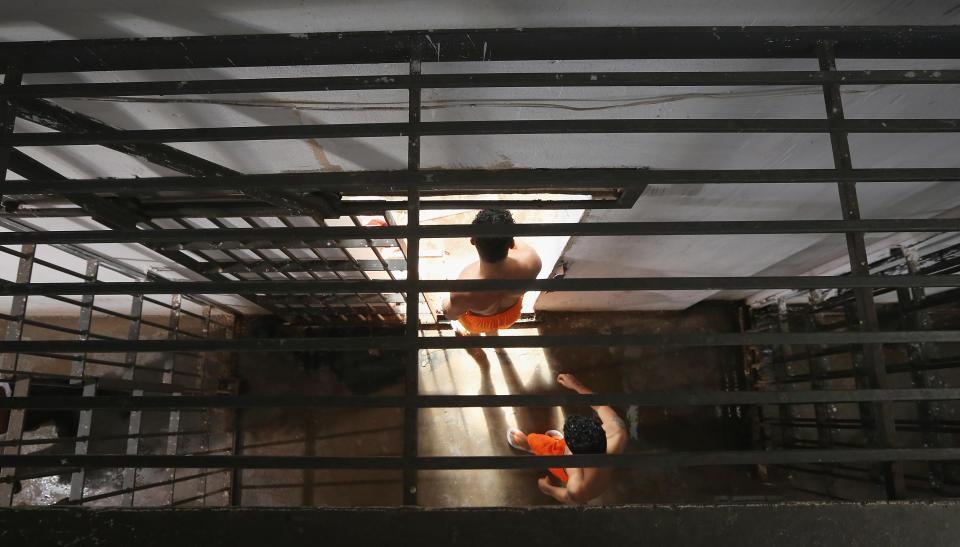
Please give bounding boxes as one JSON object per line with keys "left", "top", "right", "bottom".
{"left": 449, "top": 240, "right": 542, "bottom": 316}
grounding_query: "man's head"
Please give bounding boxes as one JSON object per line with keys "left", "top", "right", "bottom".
{"left": 471, "top": 208, "right": 515, "bottom": 263}
{"left": 563, "top": 414, "right": 607, "bottom": 454}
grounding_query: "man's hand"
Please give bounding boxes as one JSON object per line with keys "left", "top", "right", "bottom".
{"left": 537, "top": 476, "right": 554, "bottom": 496}
{"left": 557, "top": 373, "right": 590, "bottom": 394}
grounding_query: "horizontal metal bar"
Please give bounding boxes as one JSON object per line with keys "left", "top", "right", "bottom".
{"left": 1, "top": 331, "right": 958, "bottom": 353}
{"left": 4, "top": 448, "right": 960, "bottom": 470}
{"left": 6, "top": 168, "right": 960, "bottom": 196}
{"left": 194, "top": 259, "right": 407, "bottom": 275}
{"left": 8, "top": 70, "right": 960, "bottom": 99}
{"left": 4, "top": 27, "right": 960, "bottom": 73}
{"left": 5, "top": 389, "right": 960, "bottom": 410}
{"left": 0, "top": 198, "right": 613, "bottom": 219}
{"left": 2, "top": 218, "right": 958, "bottom": 247}
{"left": 4, "top": 275, "right": 960, "bottom": 296}
{"left": 10, "top": 119, "right": 960, "bottom": 146}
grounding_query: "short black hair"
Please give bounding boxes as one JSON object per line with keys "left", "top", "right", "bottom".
{"left": 563, "top": 414, "right": 607, "bottom": 454}
{"left": 472, "top": 208, "right": 514, "bottom": 263}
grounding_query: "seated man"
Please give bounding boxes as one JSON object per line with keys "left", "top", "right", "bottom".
{"left": 507, "top": 373, "right": 628, "bottom": 504}
{"left": 442, "top": 209, "right": 542, "bottom": 336}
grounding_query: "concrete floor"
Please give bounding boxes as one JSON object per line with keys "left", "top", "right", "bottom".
{"left": 3, "top": 313, "right": 235, "bottom": 507}
{"left": 4, "top": 305, "right": 787, "bottom": 507}
{"left": 236, "top": 304, "right": 784, "bottom": 507}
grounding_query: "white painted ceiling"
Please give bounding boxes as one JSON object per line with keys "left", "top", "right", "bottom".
{"left": 2, "top": 1, "right": 959, "bottom": 312}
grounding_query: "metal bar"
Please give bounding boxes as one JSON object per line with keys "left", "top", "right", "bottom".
{"left": 772, "top": 302, "right": 797, "bottom": 447}
{"left": 166, "top": 393, "right": 182, "bottom": 506}
{"left": 273, "top": 216, "right": 378, "bottom": 322}
{"left": 7, "top": 448, "right": 960, "bottom": 470}
{"left": 2, "top": 331, "right": 960, "bottom": 353}
{"left": 10, "top": 118, "right": 960, "bottom": 147}
{"left": 0, "top": 378, "right": 29, "bottom": 506}
{"left": 3, "top": 27, "right": 960, "bottom": 73}
{"left": 8, "top": 149, "right": 151, "bottom": 230}
{"left": 7, "top": 168, "right": 960, "bottom": 196}
{"left": 37, "top": 197, "right": 607, "bottom": 220}
{"left": 5, "top": 275, "right": 960, "bottom": 297}
{"left": 893, "top": 247, "right": 946, "bottom": 492}
{"left": 68, "top": 259, "right": 98, "bottom": 383}
{"left": 0, "top": 244, "right": 34, "bottom": 376}
{"left": 0, "top": 218, "right": 242, "bottom": 318}
{"left": 0, "top": 65, "right": 21, "bottom": 193}
{"left": 7, "top": 389, "right": 960, "bottom": 410}
{"left": 12, "top": 98, "right": 336, "bottom": 218}
{"left": 189, "top": 217, "right": 301, "bottom": 319}
{"left": 197, "top": 307, "right": 212, "bottom": 506}
{"left": 120, "top": 389, "right": 144, "bottom": 507}
{"left": 804, "top": 303, "right": 835, "bottom": 450}
{"left": 194, "top": 258, "right": 407, "bottom": 276}
{"left": 3, "top": 218, "right": 960, "bottom": 246}
{"left": 403, "top": 45, "right": 421, "bottom": 506}
{"left": 67, "top": 381, "right": 97, "bottom": 503}
{"left": 163, "top": 295, "right": 183, "bottom": 506}
{"left": 819, "top": 42, "right": 904, "bottom": 499}
{"left": 6, "top": 70, "right": 960, "bottom": 99}
{"left": 348, "top": 215, "right": 403, "bottom": 322}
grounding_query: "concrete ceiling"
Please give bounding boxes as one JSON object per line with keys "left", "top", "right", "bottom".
{"left": 2, "top": 2, "right": 959, "bottom": 312}
{"left": 2, "top": 1, "right": 960, "bottom": 40}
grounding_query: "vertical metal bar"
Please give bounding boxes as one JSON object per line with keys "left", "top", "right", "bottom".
{"left": 196, "top": 306, "right": 212, "bottom": 505}
{"left": 0, "top": 378, "right": 29, "bottom": 506}
{"left": 0, "top": 244, "right": 34, "bottom": 376}
{"left": 773, "top": 300, "right": 797, "bottom": 447}
{"left": 67, "top": 381, "right": 97, "bottom": 503}
{"left": 402, "top": 42, "right": 422, "bottom": 506}
{"left": 165, "top": 393, "right": 182, "bottom": 505}
{"left": 164, "top": 295, "right": 183, "bottom": 504}
{"left": 228, "top": 318, "right": 243, "bottom": 507}
{"left": 67, "top": 259, "right": 99, "bottom": 504}
{"left": 122, "top": 295, "right": 144, "bottom": 382}
{"left": 804, "top": 293, "right": 837, "bottom": 498}
{"left": 818, "top": 42, "right": 905, "bottom": 499}
{"left": 0, "top": 66, "right": 22, "bottom": 190}
{"left": 0, "top": 241, "right": 34, "bottom": 506}
{"left": 120, "top": 294, "right": 144, "bottom": 506}
{"left": 804, "top": 294, "right": 835, "bottom": 450}
{"left": 120, "top": 389, "right": 144, "bottom": 507}
{"left": 69, "top": 259, "right": 99, "bottom": 383}
{"left": 892, "top": 247, "right": 946, "bottom": 491}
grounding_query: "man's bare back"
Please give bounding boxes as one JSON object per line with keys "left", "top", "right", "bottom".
{"left": 443, "top": 239, "right": 542, "bottom": 320}
{"left": 510, "top": 374, "right": 628, "bottom": 504}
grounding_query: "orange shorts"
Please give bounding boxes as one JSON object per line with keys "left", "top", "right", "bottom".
{"left": 527, "top": 433, "right": 569, "bottom": 483}
{"left": 458, "top": 299, "right": 522, "bottom": 334}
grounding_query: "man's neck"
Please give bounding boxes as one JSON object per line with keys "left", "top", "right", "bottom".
{"left": 477, "top": 258, "right": 509, "bottom": 276}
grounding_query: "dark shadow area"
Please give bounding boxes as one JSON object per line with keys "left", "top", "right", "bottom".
{"left": 534, "top": 303, "right": 785, "bottom": 503}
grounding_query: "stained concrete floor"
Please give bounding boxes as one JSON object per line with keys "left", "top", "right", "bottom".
{"left": 3, "top": 313, "right": 235, "bottom": 507}
{"left": 4, "top": 305, "right": 789, "bottom": 507}
{"left": 235, "top": 304, "right": 786, "bottom": 507}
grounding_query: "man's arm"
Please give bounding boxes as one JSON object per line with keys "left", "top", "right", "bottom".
{"left": 538, "top": 474, "right": 589, "bottom": 504}
{"left": 556, "top": 374, "right": 626, "bottom": 433}
{"left": 442, "top": 292, "right": 471, "bottom": 321}
{"left": 513, "top": 240, "right": 543, "bottom": 276}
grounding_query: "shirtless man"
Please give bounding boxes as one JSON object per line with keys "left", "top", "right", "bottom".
{"left": 442, "top": 209, "right": 542, "bottom": 336}
{"left": 507, "top": 373, "right": 628, "bottom": 504}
